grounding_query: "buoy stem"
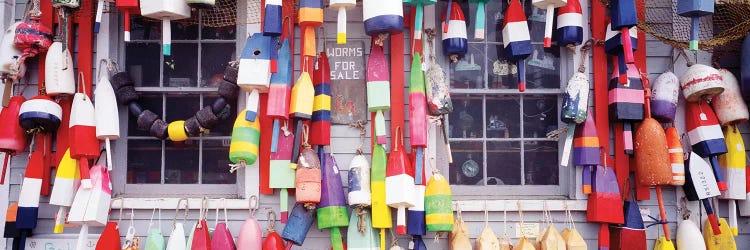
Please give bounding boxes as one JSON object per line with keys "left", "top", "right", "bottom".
{"left": 560, "top": 123, "right": 576, "bottom": 167}
{"left": 105, "top": 138, "right": 112, "bottom": 171}
{"left": 543, "top": 5, "right": 554, "bottom": 47}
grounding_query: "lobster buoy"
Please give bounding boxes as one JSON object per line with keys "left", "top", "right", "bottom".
{"left": 299, "top": 0, "right": 323, "bottom": 56}
{"left": 712, "top": 69, "right": 748, "bottom": 125}
{"left": 44, "top": 42, "right": 75, "bottom": 96}
{"left": 442, "top": 1, "right": 468, "bottom": 62}
{"left": 317, "top": 152, "right": 349, "bottom": 250}
{"left": 560, "top": 70, "right": 589, "bottom": 168}
{"left": 605, "top": 22, "right": 637, "bottom": 84}
{"left": 262, "top": 0, "right": 282, "bottom": 36}
{"left": 366, "top": 44, "right": 390, "bottom": 145}
{"left": 573, "top": 111, "right": 599, "bottom": 194}
{"left": 676, "top": 219, "right": 706, "bottom": 250}
{"left": 651, "top": 72, "right": 680, "bottom": 123}
{"left": 348, "top": 154, "right": 372, "bottom": 207}
{"left": 116, "top": 0, "right": 140, "bottom": 41}
{"left": 49, "top": 149, "right": 78, "bottom": 233}
{"left": 310, "top": 52, "right": 332, "bottom": 146}
{"left": 502, "top": 0, "right": 531, "bottom": 91}
{"left": 330, "top": 0, "right": 356, "bottom": 44}
{"left": 385, "top": 128, "right": 415, "bottom": 235}
{"left": 295, "top": 146, "right": 322, "bottom": 206}
{"left": 237, "top": 197, "right": 262, "bottom": 249}
{"left": 138, "top": 0, "right": 191, "bottom": 55}
{"left": 19, "top": 95, "right": 62, "bottom": 133}
{"left": 634, "top": 118, "right": 672, "bottom": 186}
{"left": 269, "top": 125, "right": 295, "bottom": 222}
{"left": 608, "top": 61, "right": 643, "bottom": 154}
{"left": 532, "top": 0, "right": 567, "bottom": 48}
{"left": 555, "top": 0, "right": 583, "bottom": 49}
{"left": 680, "top": 64, "right": 724, "bottom": 102}
{"left": 281, "top": 203, "right": 316, "bottom": 246}
{"left": 677, "top": 0, "right": 714, "bottom": 50}
{"left": 0, "top": 96, "right": 27, "bottom": 184}
{"left": 94, "top": 64, "right": 120, "bottom": 171}
{"left": 370, "top": 144, "right": 392, "bottom": 247}
{"left": 610, "top": 199, "right": 646, "bottom": 250}
{"left": 13, "top": 18, "right": 53, "bottom": 78}
{"left": 69, "top": 93, "right": 100, "bottom": 189}
{"left": 229, "top": 110, "right": 261, "bottom": 168}
{"left": 0, "top": 22, "right": 22, "bottom": 75}
{"left": 686, "top": 100, "right": 728, "bottom": 191}
{"left": 719, "top": 125, "right": 746, "bottom": 200}
{"left": 425, "top": 170, "right": 453, "bottom": 232}
{"left": 347, "top": 210, "right": 379, "bottom": 250}
{"left": 609, "top": 0, "right": 637, "bottom": 65}
{"left": 362, "top": 0, "right": 403, "bottom": 36}
{"left": 666, "top": 127, "right": 685, "bottom": 186}
{"left": 587, "top": 165, "right": 624, "bottom": 224}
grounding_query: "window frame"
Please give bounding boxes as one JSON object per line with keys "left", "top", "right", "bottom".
{"left": 110, "top": 0, "right": 251, "bottom": 198}
{"left": 432, "top": 0, "right": 589, "bottom": 199}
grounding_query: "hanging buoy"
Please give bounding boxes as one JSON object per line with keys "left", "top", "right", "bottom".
{"left": 676, "top": 219, "right": 706, "bottom": 250}
{"left": 310, "top": 52, "right": 332, "bottom": 146}
{"left": 366, "top": 44, "right": 390, "bottom": 145}
{"left": 237, "top": 197, "right": 263, "bottom": 249}
{"left": 409, "top": 53, "right": 428, "bottom": 186}
{"left": 609, "top": 0, "right": 637, "bottom": 64}
{"left": 611, "top": 199, "right": 646, "bottom": 250}
{"left": 370, "top": 144, "right": 392, "bottom": 249}
{"left": 13, "top": 18, "right": 53, "bottom": 79}
{"left": 363, "top": 0, "right": 403, "bottom": 36}
{"left": 425, "top": 170, "right": 453, "bottom": 232}
{"left": 44, "top": 42, "right": 75, "bottom": 96}
{"left": 0, "top": 22, "right": 22, "bottom": 76}
{"left": 685, "top": 100, "right": 728, "bottom": 191}
{"left": 49, "top": 149, "right": 79, "bottom": 233}
{"left": 116, "top": 0, "right": 140, "bottom": 41}
{"left": 330, "top": 0, "right": 356, "bottom": 44}
{"left": 296, "top": 145, "right": 322, "bottom": 206}
{"left": 634, "top": 118, "right": 672, "bottom": 186}
{"left": 555, "top": 0, "right": 583, "bottom": 49}
{"left": 317, "top": 152, "right": 349, "bottom": 250}
{"left": 680, "top": 64, "right": 724, "bottom": 102}
{"left": 299, "top": 0, "right": 323, "bottom": 56}
{"left": 683, "top": 151, "right": 721, "bottom": 234}
{"left": 262, "top": 0, "right": 282, "bottom": 36}
{"left": 560, "top": 70, "right": 589, "bottom": 167}
{"left": 502, "top": 0, "right": 531, "bottom": 91}
{"left": 586, "top": 164, "right": 624, "bottom": 224}
{"left": 138, "top": 0, "right": 191, "bottom": 55}
{"left": 666, "top": 127, "right": 685, "bottom": 186}
{"left": 347, "top": 210, "right": 379, "bottom": 250}
{"left": 677, "top": 0, "right": 714, "bottom": 50}
{"left": 386, "top": 127, "right": 415, "bottom": 235}
{"left": 651, "top": 72, "right": 680, "bottom": 123}
{"left": 532, "top": 0, "right": 567, "bottom": 47}
{"left": 268, "top": 39, "right": 292, "bottom": 152}
{"left": 16, "top": 137, "right": 45, "bottom": 236}
{"left": 281, "top": 203, "right": 316, "bottom": 246}
{"left": 712, "top": 69, "right": 749, "bottom": 125}
{"left": 407, "top": 152, "right": 426, "bottom": 247}
{"left": 269, "top": 124, "right": 295, "bottom": 222}
{"left": 405, "top": 0, "right": 436, "bottom": 40}
{"left": 69, "top": 92, "right": 100, "bottom": 189}
{"left": 573, "top": 111, "right": 598, "bottom": 194}
{"left": 229, "top": 110, "right": 261, "bottom": 169}
{"left": 348, "top": 154, "right": 372, "bottom": 208}
{"left": 704, "top": 217, "right": 736, "bottom": 250}
{"left": 608, "top": 61, "right": 644, "bottom": 154}
{"left": 719, "top": 125, "right": 745, "bottom": 236}
{"left": 263, "top": 210, "right": 285, "bottom": 250}
{"left": 442, "top": 1, "right": 467, "bottom": 62}
{"left": 605, "top": 23, "right": 637, "bottom": 84}
{"left": 19, "top": 95, "right": 62, "bottom": 133}
{"left": 94, "top": 62, "right": 120, "bottom": 171}
{"left": 238, "top": 33, "right": 273, "bottom": 122}
{"left": 0, "top": 95, "right": 27, "bottom": 185}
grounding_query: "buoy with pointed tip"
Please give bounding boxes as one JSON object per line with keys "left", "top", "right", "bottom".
{"left": 677, "top": 0, "right": 713, "bottom": 50}
{"left": 70, "top": 93, "right": 100, "bottom": 189}
{"left": 238, "top": 33, "right": 273, "bottom": 122}
{"left": 683, "top": 151, "right": 721, "bottom": 235}
{"left": 237, "top": 196, "right": 262, "bottom": 249}
{"left": 502, "top": 0, "right": 531, "bottom": 91}
{"left": 94, "top": 63, "right": 120, "bottom": 171}
{"left": 555, "top": 0, "right": 583, "bottom": 48}
{"left": 666, "top": 127, "right": 685, "bottom": 186}
{"left": 586, "top": 165, "right": 624, "bottom": 224}
{"left": 651, "top": 72, "right": 680, "bottom": 123}
{"left": 268, "top": 39, "right": 292, "bottom": 152}
{"left": 605, "top": 23, "right": 637, "bottom": 84}
{"left": 0, "top": 95, "right": 27, "bottom": 185}
{"left": 686, "top": 100, "right": 728, "bottom": 191}
{"left": 290, "top": 71, "right": 315, "bottom": 168}
{"left": 44, "top": 42, "right": 75, "bottom": 96}
{"left": 442, "top": 1, "right": 468, "bottom": 62}
{"left": 139, "top": 0, "right": 190, "bottom": 55}
{"left": 347, "top": 210, "right": 379, "bottom": 250}
{"left": 386, "top": 127, "right": 415, "bottom": 235}
{"left": 712, "top": 69, "right": 748, "bottom": 125}
{"left": 680, "top": 64, "right": 724, "bottom": 102}
{"left": 366, "top": 44, "right": 390, "bottom": 145}
{"left": 532, "top": 0, "right": 567, "bottom": 47}
{"left": 676, "top": 219, "right": 706, "bottom": 250}
{"left": 719, "top": 125, "right": 745, "bottom": 237}
{"left": 49, "top": 149, "right": 79, "bottom": 233}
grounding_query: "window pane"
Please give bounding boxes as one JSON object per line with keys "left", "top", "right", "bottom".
{"left": 486, "top": 95, "right": 520, "bottom": 138}
{"left": 449, "top": 141, "right": 483, "bottom": 185}
{"left": 202, "top": 139, "right": 235, "bottom": 184}
{"left": 203, "top": 96, "right": 237, "bottom": 136}
{"left": 165, "top": 140, "right": 200, "bottom": 184}
{"left": 171, "top": 21, "right": 199, "bottom": 40}
{"left": 201, "top": 43, "right": 235, "bottom": 87}
{"left": 127, "top": 140, "right": 162, "bottom": 184}
{"left": 202, "top": 25, "right": 237, "bottom": 40}
{"left": 486, "top": 141, "right": 521, "bottom": 185}
{"left": 451, "top": 43, "right": 485, "bottom": 89}
{"left": 125, "top": 43, "right": 161, "bottom": 87}
{"left": 449, "top": 94, "right": 483, "bottom": 138}
{"left": 165, "top": 94, "right": 201, "bottom": 122}
{"left": 164, "top": 43, "right": 199, "bottom": 87}
{"left": 523, "top": 95, "right": 558, "bottom": 138}
{"left": 487, "top": 44, "right": 518, "bottom": 89}
{"left": 526, "top": 45, "right": 561, "bottom": 89}
{"left": 523, "top": 141, "right": 559, "bottom": 185}
{"left": 486, "top": 0, "right": 503, "bottom": 43}
{"left": 527, "top": 6, "right": 548, "bottom": 41}
{"left": 129, "top": 16, "right": 160, "bottom": 40}
{"left": 127, "top": 94, "right": 163, "bottom": 136}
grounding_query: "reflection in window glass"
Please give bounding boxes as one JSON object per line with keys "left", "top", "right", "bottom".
{"left": 449, "top": 141, "right": 483, "bottom": 185}
{"left": 127, "top": 140, "right": 162, "bottom": 184}
{"left": 202, "top": 140, "right": 234, "bottom": 184}
{"left": 165, "top": 140, "right": 200, "bottom": 184}
{"left": 449, "top": 94, "right": 483, "bottom": 139}
{"left": 201, "top": 43, "right": 235, "bottom": 86}
{"left": 164, "top": 44, "right": 199, "bottom": 87}
{"left": 523, "top": 141, "right": 559, "bottom": 185}
{"left": 486, "top": 141, "right": 521, "bottom": 185}
{"left": 522, "top": 95, "right": 558, "bottom": 138}
{"left": 125, "top": 43, "right": 161, "bottom": 87}
{"left": 486, "top": 95, "right": 520, "bottom": 138}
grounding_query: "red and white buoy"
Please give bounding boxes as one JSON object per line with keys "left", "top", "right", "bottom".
{"left": 70, "top": 92, "right": 100, "bottom": 189}
{"left": 502, "top": 0, "right": 532, "bottom": 92}
{"left": 441, "top": 1, "right": 468, "bottom": 62}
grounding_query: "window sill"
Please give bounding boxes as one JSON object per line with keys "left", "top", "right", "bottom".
{"left": 111, "top": 198, "right": 587, "bottom": 212}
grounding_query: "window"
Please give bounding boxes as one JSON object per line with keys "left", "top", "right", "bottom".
{"left": 444, "top": 0, "right": 570, "bottom": 196}
{"left": 116, "top": 11, "right": 239, "bottom": 196}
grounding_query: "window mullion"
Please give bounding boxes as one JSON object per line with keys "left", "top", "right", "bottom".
{"left": 519, "top": 94, "right": 525, "bottom": 185}
{"left": 482, "top": 95, "right": 487, "bottom": 186}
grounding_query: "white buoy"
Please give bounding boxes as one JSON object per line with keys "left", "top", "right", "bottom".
{"left": 44, "top": 42, "right": 76, "bottom": 96}
{"left": 94, "top": 62, "right": 120, "bottom": 171}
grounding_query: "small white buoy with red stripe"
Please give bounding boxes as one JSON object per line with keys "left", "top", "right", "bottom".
{"left": 532, "top": 0, "right": 567, "bottom": 47}
{"left": 441, "top": 0, "right": 467, "bottom": 62}
{"left": 70, "top": 92, "right": 100, "bottom": 189}
{"left": 502, "top": 0, "right": 532, "bottom": 92}
{"left": 680, "top": 64, "right": 724, "bottom": 102}
{"left": 94, "top": 61, "right": 120, "bottom": 171}
{"left": 712, "top": 69, "right": 748, "bottom": 125}
{"left": 556, "top": 0, "right": 583, "bottom": 48}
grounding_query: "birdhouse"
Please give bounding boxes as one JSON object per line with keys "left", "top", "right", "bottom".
{"left": 238, "top": 33, "right": 273, "bottom": 121}
{"left": 139, "top": 0, "right": 191, "bottom": 55}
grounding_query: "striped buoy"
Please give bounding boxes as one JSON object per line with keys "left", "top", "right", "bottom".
{"left": 238, "top": 33, "right": 273, "bottom": 122}
{"left": 270, "top": 125, "right": 294, "bottom": 222}
{"left": 560, "top": 71, "right": 589, "bottom": 167}
{"left": 70, "top": 93, "right": 100, "bottom": 189}
{"left": 609, "top": 0, "right": 637, "bottom": 64}
{"left": 138, "top": 0, "right": 191, "bottom": 55}
{"left": 573, "top": 111, "right": 598, "bottom": 194}
{"left": 347, "top": 210, "right": 379, "bottom": 250}
{"left": 605, "top": 22, "right": 638, "bottom": 84}
{"left": 442, "top": 1, "right": 468, "bottom": 61}
{"left": 651, "top": 72, "right": 680, "bottom": 123}
{"left": 409, "top": 52, "right": 428, "bottom": 185}
{"left": 310, "top": 52, "right": 332, "bottom": 146}
{"left": 348, "top": 154, "right": 372, "bottom": 207}
{"left": 532, "top": 0, "right": 567, "bottom": 47}
{"left": 407, "top": 152, "right": 427, "bottom": 249}
{"left": 299, "top": 0, "right": 323, "bottom": 56}
{"left": 317, "top": 153, "right": 349, "bottom": 250}
{"left": 680, "top": 64, "right": 724, "bottom": 102}
{"left": 609, "top": 61, "right": 644, "bottom": 154}
{"left": 262, "top": 0, "right": 282, "bottom": 36}
{"left": 49, "top": 149, "right": 79, "bottom": 233}
{"left": 281, "top": 203, "right": 316, "bottom": 246}
{"left": 370, "top": 144, "right": 392, "bottom": 248}
{"left": 367, "top": 44, "right": 390, "bottom": 145}
{"left": 502, "top": 0, "right": 531, "bottom": 91}
{"left": 556, "top": 0, "right": 583, "bottom": 48}
{"left": 686, "top": 100, "right": 728, "bottom": 191}
{"left": 425, "top": 171, "right": 453, "bottom": 232}
{"left": 611, "top": 199, "right": 646, "bottom": 249}
{"left": 386, "top": 128, "right": 415, "bottom": 235}
{"left": 229, "top": 110, "right": 261, "bottom": 168}
{"left": 677, "top": 0, "right": 714, "bottom": 51}
{"left": 666, "top": 127, "right": 685, "bottom": 186}
{"left": 116, "top": 0, "right": 140, "bottom": 42}
{"left": 16, "top": 138, "right": 45, "bottom": 231}
{"left": 295, "top": 147, "right": 322, "bottom": 205}
{"left": 712, "top": 69, "right": 748, "bottom": 125}
{"left": 44, "top": 42, "right": 75, "bottom": 95}
{"left": 0, "top": 96, "right": 27, "bottom": 184}
{"left": 268, "top": 39, "right": 291, "bottom": 153}
{"left": 95, "top": 63, "right": 120, "bottom": 171}
{"left": 363, "top": 0, "right": 403, "bottom": 36}
{"left": 586, "top": 165, "right": 624, "bottom": 224}
{"left": 330, "top": 0, "right": 356, "bottom": 44}
{"left": 19, "top": 95, "right": 62, "bottom": 133}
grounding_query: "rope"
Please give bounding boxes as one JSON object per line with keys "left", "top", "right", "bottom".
{"left": 356, "top": 205, "right": 368, "bottom": 234}
{"left": 349, "top": 120, "right": 367, "bottom": 154}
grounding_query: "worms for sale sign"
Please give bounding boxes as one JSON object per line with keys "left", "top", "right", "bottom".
{"left": 326, "top": 41, "right": 367, "bottom": 125}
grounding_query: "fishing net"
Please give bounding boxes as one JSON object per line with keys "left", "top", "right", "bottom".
{"left": 599, "top": 0, "right": 750, "bottom": 51}
{"left": 104, "top": 0, "right": 258, "bottom": 27}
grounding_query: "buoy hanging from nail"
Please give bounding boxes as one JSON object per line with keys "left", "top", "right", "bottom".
{"left": 555, "top": 0, "right": 583, "bottom": 48}
{"left": 363, "top": 0, "right": 403, "bottom": 36}
{"left": 712, "top": 69, "right": 748, "bottom": 125}
{"left": 650, "top": 72, "right": 680, "bottom": 123}
{"left": 686, "top": 100, "right": 728, "bottom": 191}
{"left": 677, "top": 0, "right": 713, "bottom": 51}
{"left": 502, "top": 0, "right": 532, "bottom": 92}
{"left": 69, "top": 92, "right": 100, "bottom": 189}
{"left": 425, "top": 169, "right": 453, "bottom": 232}
{"left": 609, "top": 0, "right": 637, "bottom": 64}
{"left": 605, "top": 22, "right": 637, "bottom": 84}
{"left": 366, "top": 43, "right": 391, "bottom": 145}
{"left": 238, "top": 33, "right": 273, "bottom": 122}
{"left": 532, "top": 0, "right": 567, "bottom": 47}
{"left": 138, "top": 0, "right": 191, "bottom": 56}
{"left": 317, "top": 152, "right": 349, "bottom": 250}
{"left": 94, "top": 61, "right": 120, "bottom": 171}
{"left": 442, "top": 0, "right": 468, "bottom": 62}
{"left": 0, "top": 96, "right": 27, "bottom": 185}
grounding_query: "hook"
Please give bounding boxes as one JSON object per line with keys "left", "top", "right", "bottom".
{"left": 249, "top": 195, "right": 259, "bottom": 216}
{"left": 266, "top": 208, "right": 277, "bottom": 232}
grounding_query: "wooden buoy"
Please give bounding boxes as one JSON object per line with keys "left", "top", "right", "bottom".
{"left": 609, "top": 0, "right": 637, "bottom": 64}
{"left": 348, "top": 153, "right": 372, "bottom": 208}
{"left": 4, "top": 203, "right": 22, "bottom": 249}
{"left": 310, "top": 52, "right": 332, "bottom": 146}
{"left": 330, "top": 0, "right": 356, "bottom": 44}
{"left": 677, "top": 0, "right": 714, "bottom": 50}
{"left": 366, "top": 44, "right": 390, "bottom": 145}
{"left": 586, "top": 164, "right": 624, "bottom": 224}
{"left": 263, "top": 211, "right": 285, "bottom": 250}
{"left": 634, "top": 118, "right": 672, "bottom": 186}
{"left": 68, "top": 165, "right": 112, "bottom": 226}
{"left": 317, "top": 153, "right": 349, "bottom": 250}
{"left": 651, "top": 72, "right": 680, "bottom": 123}
{"left": 610, "top": 200, "right": 646, "bottom": 250}
{"left": 719, "top": 125, "right": 746, "bottom": 236}
{"left": 502, "top": 0, "right": 531, "bottom": 91}
{"left": 116, "top": 0, "right": 140, "bottom": 41}
{"left": 281, "top": 202, "right": 316, "bottom": 246}
{"left": 44, "top": 42, "right": 75, "bottom": 95}
{"left": 442, "top": 1, "right": 468, "bottom": 62}
{"left": 70, "top": 92, "right": 100, "bottom": 189}
{"left": 347, "top": 210, "right": 379, "bottom": 250}
{"left": 362, "top": 0, "right": 403, "bottom": 36}
{"left": 269, "top": 124, "right": 295, "bottom": 222}
{"left": 609, "top": 61, "right": 643, "bottom": 154}
{"left": 703, "top": 217, "right": 736, "bottom": 250}
{"left": 94, "top": 62, "right": 120, "bottom": 171}
{"left": 407, "top": 152, "right": 426, "bottom": 247}
{"left": 605, "top": 23, "right": 638, "bottom": 84}
{"left": 560, "top": 71, "right": 589, "bottom": 167}
{"left": 532, "top": 0, "right": 567, "bottom": 47}
{"left": 268, "top": 39, "right": 292, "bottom": 152}
{"left": 555, "top": 0, "right": 583, "bottom": 48}
{"left": 573, "top": 111, "right": 598, "bottom": 194}
{"left": 0, "top": 22, "right": 22, "bottom": 77}
{"left": 299, "top": 0, "right": 323, "bottom": 56}
{"left": 683, "top": 151, "right": 721, "bottom": 234}
{"left": 290, "top": 71, "right": 314, "bottom": 169}
{"left": 370, "top": 144, "right": 391, "bottom": 249}
{"left": 676, "top": 219, "right": 706, "bottom": 250}
{"left": 686, "top": 100, "right": 728, "bottom": 191}
{"left": 680, "top": 64, "right": 724, "bottom": 102}
{"left": 138, "top": 0, "right": 190, "bottom": 55}
{"left": 19, "top": 95, "right": 62, "bottom": 133}
{"left": 296, "top": 144, "right": 322, "bottom": 206}
{"left": 425, "top": 170, "right": 453, "bottom": 232}
{"left": 229, "top": 109, "right": 261, "bottom": 168}
{"left": 16, "top": 136, "right": 46, "bottom": 243}
{"left": 262, "top": 0, "right": 282, "bottom": 36}
{"left": 49, "top": 149, "right": 78, "bottom": 233}
{"left": 666, "top": 127, "right": 685, "bottom": 186}
{"left": 712, "top": 69, "right": 748, "bottom": 125}
{"left": 386, "top": 127, "right": 415, "bottom": 235}
{"left": 0, "top": 96, "right": 27, "bottom": 184}
{"left": 409, "top": 53, "right": 428, "bottom": 186}
{"left": 238, "top": 33, "right": 273, "bottom": 122}
{"left": 237, "top": 196, "right": 262, "bottom": 249}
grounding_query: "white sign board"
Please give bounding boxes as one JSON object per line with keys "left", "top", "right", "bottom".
{"left": 26, "top": 236, "right": 98, "bottom": 250}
